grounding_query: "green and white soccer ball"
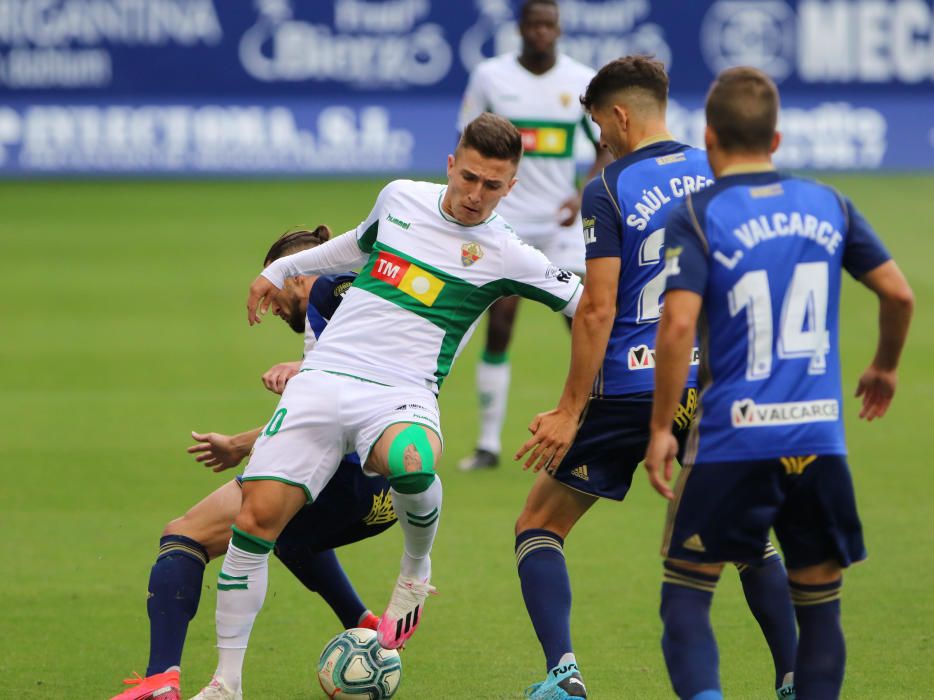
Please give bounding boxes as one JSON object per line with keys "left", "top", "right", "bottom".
{"left": 317, "top": 627, "right": 402, "bottom": 699}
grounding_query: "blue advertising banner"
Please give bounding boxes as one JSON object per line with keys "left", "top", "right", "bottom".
{"left": 0, "top": 0, "right": 931, "bottom": 173}
{"left": 3, "top": 93, "right": 931, "bottom": 174}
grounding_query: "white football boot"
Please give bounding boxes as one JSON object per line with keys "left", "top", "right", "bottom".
{"left": 376, "top": 574, "right": 437, "bottom": 649}
{"left": 188, "top": 676, "right": 241, "bottom": 700}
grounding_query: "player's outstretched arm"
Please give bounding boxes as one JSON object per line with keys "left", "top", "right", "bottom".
{"left": 187, "top": 427, "right": 262, "bottom": 472}
{"left": 515, "top": 257, "right": 619, "bottom": 472}
{"left": 262, "top": 360, "right": 302, "bottom": 395}
{"left": 855, "top": 260, "right": 914, "bottom": 421}
{"left": 248, "top": 232, "right": 367, "bottom": 324}
{"left": 645, "top": 289, "right": 702, "bottom": 499}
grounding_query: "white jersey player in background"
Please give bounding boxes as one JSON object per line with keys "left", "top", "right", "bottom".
{"left": 456, "top": 0, "right": 610, "bottom": 470}
{"left": 190, "top": 113, "right": 583, "bottom": 700}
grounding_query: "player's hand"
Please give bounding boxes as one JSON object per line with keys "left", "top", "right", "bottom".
{"left": 855, "top": 365, "right": 897, "bottom": 421}
{"left": 558, "top": 194, "right": 582, "bottom": 227}
{"left": 514, "top": 407, "right": 580, "bottom": 473}
{"left": 644, "top": 430, "right": 679, "bottom": 500}
{"left": 262, "top": 361, "right": 302, "bottom": 395}
{"left": 247, "top": 274, "right": 279, "bottom": 325}
{"left": 187, "top": 431, "right": 248, "bottom": 472}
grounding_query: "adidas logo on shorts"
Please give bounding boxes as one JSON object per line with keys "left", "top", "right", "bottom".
{"left": 570, "top": 465, "right": 589, "bottom": 481}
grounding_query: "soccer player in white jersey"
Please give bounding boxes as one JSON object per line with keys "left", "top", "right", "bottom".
{"left": 456, "top": 0, "right": 610, "bottom": 470}
{"left": 190, "top": 113, "right": 583, "bottom": 699}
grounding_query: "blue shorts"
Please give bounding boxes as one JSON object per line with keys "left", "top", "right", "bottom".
{"left": 552, "top": 389, "right": 697, "bottom": 501}
{"left": 237, "top": 459, "right": 396, "bottom": 554}
{"left": 663, "top": 455, "right": 866, "bottom": 570}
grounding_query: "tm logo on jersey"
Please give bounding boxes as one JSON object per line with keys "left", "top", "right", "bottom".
{"left": 512, "top": 120, "right": 574, "bottom": 158}
{"left": 372, "top": 251, "right": 444, "bottom": 307}
{"left": 628, "top": 345, "right": 700, "bottom": 370}
{"left": 731, "top": 398, "right": 839, "bottom": 427}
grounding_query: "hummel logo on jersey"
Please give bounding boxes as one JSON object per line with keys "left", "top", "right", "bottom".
{"left": 386, "top": 213, "right": 411, "bottom": 229}
{"left": 683, "top": 534, "right": 706, "bottom": 552}
{"left": 628, "top": 345, "right": 700, "bottom": 370}
{"left": 571, "top": 465, "right": 589, "bottom": 481}
{"left": 395, "top": 404, "right": 429, "bottom": 412}
{"left": 731, "top": 399, "right": 839, "bottom": 427}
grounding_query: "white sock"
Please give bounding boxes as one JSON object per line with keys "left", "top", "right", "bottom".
{"left": 476, "top": 360, "right": 510, "bottom": 454}
{"left": 214, "top": 542, "right": 270, "bottom": 693}
{"left": 390, "top": 475, "right": 442, "bottom": 580}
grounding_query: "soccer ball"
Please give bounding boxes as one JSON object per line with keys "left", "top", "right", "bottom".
{"left": 317, "top": 627, "right": 402, "bottom": 699}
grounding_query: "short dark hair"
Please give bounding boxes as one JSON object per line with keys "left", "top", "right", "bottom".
{"left": 706, "top": 66, "right": 779, "bottom": 153}
{"left": 581, "top": 55, "right": 669, "bottom": 112}
{"left": 264, "top": 226, "right": 331, "bottom": 266}
{"left": 520, "top": 0, "right": 558, "bottom": 22}
{"left": 458, "top": 112, "right": 523, "bottom": 164}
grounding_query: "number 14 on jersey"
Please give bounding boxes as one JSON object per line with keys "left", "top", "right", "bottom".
{"left": 728, "top": 261, "right": 831, "bottom": 380}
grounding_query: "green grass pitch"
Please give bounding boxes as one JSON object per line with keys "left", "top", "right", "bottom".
{"left": 1, "top": 175, "right": 932, "bottom": 699}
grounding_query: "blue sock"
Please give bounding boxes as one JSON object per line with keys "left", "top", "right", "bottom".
{"left": 275, "top": 545, "right": 367, "bottom": 629}
{"left": 790, "top": 579, "right": 845, "bottom": 699}
{"left": 146, "top": 535, "right": 208, "bottom": 676}
{"left": 515, "top": 528, "right": 573, "bottom": 670}
{"left": 660, "top": 562, "right": 722, "bottom": 700}
{"left": 738, "top": 552, "right": 798, "bottom": 688}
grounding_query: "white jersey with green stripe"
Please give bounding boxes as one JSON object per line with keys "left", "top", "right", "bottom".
{"left": 302, "top": 179, "right": 582, "bottom": 393}
{"left": 458, "top": 52, "right": 597, "bottom": 231}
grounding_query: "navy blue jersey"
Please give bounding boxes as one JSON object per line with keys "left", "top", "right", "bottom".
{"left": 308, "top": 272, "right": 359, "bottom": 465}
{"left": 307, "top": 273, "right": 357, "bottom": 341}
{"left": 665, "top": 170, "right": 890, "bottom": 463}
{"left": 582, "top": 140, "right": 711, "bottom": 396}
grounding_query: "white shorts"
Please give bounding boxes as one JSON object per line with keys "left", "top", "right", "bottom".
{"left": 517, "top": 221, "right": 586, "bottom": 275}
{"left": 242, "top": 370, "right": 442, "bottom": 501}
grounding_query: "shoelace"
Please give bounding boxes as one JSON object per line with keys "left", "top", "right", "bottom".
{"left": 122, "top": 672, "right": 145, "bottom": 686}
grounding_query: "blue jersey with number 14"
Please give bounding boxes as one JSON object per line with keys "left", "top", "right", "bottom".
{"left": 664, "top": 170, "right": 890, "bottom": 463}
{"left": 582, "top": 140, "right": 711, "bottom": 396}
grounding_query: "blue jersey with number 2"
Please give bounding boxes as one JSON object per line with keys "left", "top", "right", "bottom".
{"left": 582, "top": 140, "right": 711, "bottom": 396}
{"left": 664, "top": 170, "right": 890, "bottom": 463}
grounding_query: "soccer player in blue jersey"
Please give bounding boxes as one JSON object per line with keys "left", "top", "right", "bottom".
{"left": 644, "top": 67, "right": 914, "bottom": 700}
{"left": 112, "top": 229, "right": 396, "bottom": 700}
{"left": 515, "top": 56, "right": 798, "bottom": 699}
